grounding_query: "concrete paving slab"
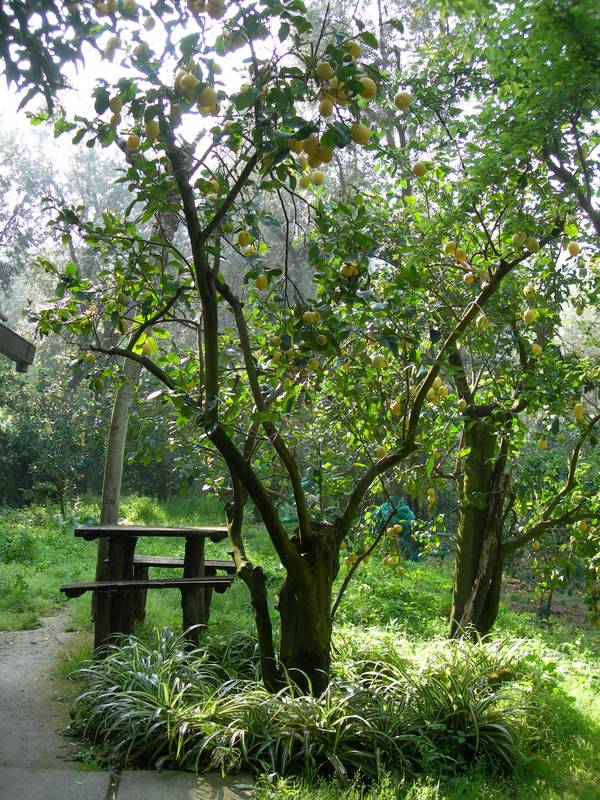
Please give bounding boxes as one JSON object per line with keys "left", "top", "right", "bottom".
{"left": 0, "top": 766, "right": 109, "bottom": 800}
{"left": 117, "top": 770, "right": 253, "bottom": 799}
{"left": 0, "top": 609, "right": 81, "bottom": 769}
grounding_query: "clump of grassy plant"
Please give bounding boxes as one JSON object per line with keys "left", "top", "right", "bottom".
{"left": 68, "top": 629, "right": 539, "bottom": 781}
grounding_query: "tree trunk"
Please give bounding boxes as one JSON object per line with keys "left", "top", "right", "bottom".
{"left": 475, "top": 554, "right": 504, "bottom": 634}
{"left": 240, "top": 563, "right": 281, "bottom": 692}
{"left": 449, "top": 417, "right": 508, "bottom": 637}
{"left": 277, "top": 525, "right": 339, "bottom": 695}
{"left": 93, "top": 358, "right": 142, "bottom": 633}
{"left": 92, "top": 202, "right": 179, "bottom": 633}
{"left": 157, "top": 459, "right": 169, "bottom": 501}
{"left": 225, "top": 490, "right": 282, "bottom": 692}
{"left": 57, "top": 481, "right": 66, "bottom": 518}
{"left": 537, "top": 589, "right": 554, "bottom": 620}
{"left": 96, "top": 359, "right": 142, "bottom": 555}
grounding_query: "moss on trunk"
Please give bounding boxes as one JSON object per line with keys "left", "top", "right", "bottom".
{"left": 277, "top": 525, "right": 339, "bottom": 695}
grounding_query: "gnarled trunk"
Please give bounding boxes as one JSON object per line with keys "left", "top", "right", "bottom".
{"left": 277, "top": 525, "right": 339, "bottom": 695}
{"left": 450, "top": 417, "right": 508, "bottom": 637}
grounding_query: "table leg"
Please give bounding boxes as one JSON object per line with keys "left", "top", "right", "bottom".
{"left": 181, "top": 536, "right": 206, "bottom": 643}
{"left": 93, "top": 547, "right": 111, "bottom": 654}
{"left": 93, "top": 594, "right": 112, "bottom": 653}
{"left": 204, "top": 563, "right": 217, "bottom": 624}
{"left": 132, "top": 563, "right": 149, "bottom": 624}
{"left": 108, "top": 535, "right": 137, "bottom": 637}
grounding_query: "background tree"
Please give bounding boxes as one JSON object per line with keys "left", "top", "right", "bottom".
{"left": 0, "top": 361, "right": 109, "bottom": 511}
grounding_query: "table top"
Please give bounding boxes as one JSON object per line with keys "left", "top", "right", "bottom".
{"left": 74, "top": 525, "right": 229, "bottom": 542}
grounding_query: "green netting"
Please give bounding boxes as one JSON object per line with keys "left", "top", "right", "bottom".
{"left": 374, "top": 496, "right": 419, "bottom": 560}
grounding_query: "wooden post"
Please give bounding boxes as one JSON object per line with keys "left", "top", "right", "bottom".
{"left": 93, "top": 590, "right": 113, "bottom": 653}
{"left": 132, "top": 563, "right": 149, "bottom": 624}
{"left": 181, "top": 536, "right": 207, "bottom": 643}
{"left": 108, "top": 536, "right": 137, "bottom": 633}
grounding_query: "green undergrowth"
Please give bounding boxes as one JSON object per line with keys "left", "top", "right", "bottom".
{"left": 67, "top": 630, "right": 551, "bottom": 777}
{"left": 66, "top": 628, "right": 600, "bottom": 800}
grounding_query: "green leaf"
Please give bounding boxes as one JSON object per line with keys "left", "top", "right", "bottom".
{"left": 252, "top": 411, "right": 278, "bottom": 422}
{"left": 93, "top": 87, "right": 110, "bottom": 115}
{"left": 387, "top": 18, "right": 404, "bottom": 33}
{"left": 179, "top": 33, "right": 200, "bottom": 57}
{"left": 235, "top": 87, "right": 261, "bottom": 110}
{"left": 358, "top": 31, "right": 378, "bottom": 49}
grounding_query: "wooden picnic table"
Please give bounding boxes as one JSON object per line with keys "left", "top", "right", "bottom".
{"left": 64, "top": 525, "right": 233, "bottom": 651}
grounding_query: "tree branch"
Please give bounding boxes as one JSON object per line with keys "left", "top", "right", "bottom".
{"left": 501, "top": 412, "right": 600, "bottom": 556}
{"left": 201, "top": 152, "right": 260, "bottom": 240}
{"left": 448, "top": 344, "right": 473, "bottom": 403}
{"left": 337, "top": 225, "right": 563, "bottom": 538}
{"left": 91, "top": 345, "right": 178, "bottom": 390}
{"left": 543, "top": 146, "right": 600, "bottom": 236}
{"left": 208, "top": 422, "right": 306, "bottom": 573}
{"left": 216, "top": 278, "right": 313, "bottom": 547}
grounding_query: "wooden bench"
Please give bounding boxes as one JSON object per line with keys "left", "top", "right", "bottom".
{"left": 60, "top": 576, "right": 234, "bottom": 598}
{"left": 130, "top": 556, "right": 236, "bottom": 623}
{"left": 132, "top": 555, "right": 236, "bottom": 574}
{"left": 60, "top": 576, "right": 234, "bottom": 647}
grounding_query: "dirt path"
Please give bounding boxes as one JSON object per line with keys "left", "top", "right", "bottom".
{"left": 0, "top": 607, "right": 81, "bottom": 769}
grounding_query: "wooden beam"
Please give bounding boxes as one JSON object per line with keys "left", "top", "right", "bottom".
{"left": 74, "top": 525, "right": 228, "bottom": 541}
{"left": 0, "top": 322, "right": 36, "bottom": 372}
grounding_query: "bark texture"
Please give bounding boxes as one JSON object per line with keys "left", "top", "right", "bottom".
{"left": 98, "top": 358, "right": 142, "bottom": 531}
{"left": 277, "top": 524, "right": 339, "bottom": 695}
{"left": 449, "top": 416, "right": 507, "bottom": 637}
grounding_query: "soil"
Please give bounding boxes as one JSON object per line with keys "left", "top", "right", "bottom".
{"left": 503, "top": 575, "right": 593, "bottom": 627}
{"left": 0, "top": 607, "right": 81, "bottom": 769}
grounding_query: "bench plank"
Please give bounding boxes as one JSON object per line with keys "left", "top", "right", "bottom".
{"left": 75, "top": 525, "right": 228, "bottom": 542}
{"left": 60, "top": 576, "right": 233, "bottom": 599}
{"left": 133, "top": 555, "right": 236, "bottom": 574}
{"left": 133, "top": 554, "right": 185, "bottom": 566}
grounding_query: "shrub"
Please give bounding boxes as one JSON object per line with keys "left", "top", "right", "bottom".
{"left": 0, "top": 524, "right": 37, "bottom": 563}
{"left": 121, "top": 496, "right": 167, "bottom": 526}
{"left": 68, "top": 630, "right": 536, "bottom": 780}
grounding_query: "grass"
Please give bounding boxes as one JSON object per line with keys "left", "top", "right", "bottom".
{"left": 1, "top": 496, "right": 599, "bottom": 798}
